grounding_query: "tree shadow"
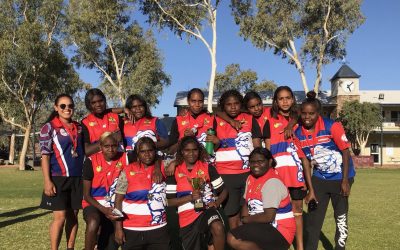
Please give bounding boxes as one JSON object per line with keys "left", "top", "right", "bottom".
{"left": 0, "top": 206, "right": 39, "bottom": 218}
{"left": 0, "top": 211, "right": 51, "bottom": 228}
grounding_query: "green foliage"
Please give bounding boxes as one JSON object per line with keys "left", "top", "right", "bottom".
{"left": 67, "top": 0, "right": 170, "bottom": 105}
{"left": 231, "top": 0, "right": 365, "bottom": 91}
{"left": 214, "top": 64, "right": 277, "bottom": 93}
{"left": 338, "top": 100, "right": 382, "bottom": 152}
{"left": 0, "top": 0, "right": 83, "bottom": 129}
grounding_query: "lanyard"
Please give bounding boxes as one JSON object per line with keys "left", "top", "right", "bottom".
{"left": 55, "top": 117, "right": 78, "bottom": 153}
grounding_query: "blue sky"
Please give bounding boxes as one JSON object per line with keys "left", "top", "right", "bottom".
{"left": 77, "top": 0, "right": 400, "bottom": 117}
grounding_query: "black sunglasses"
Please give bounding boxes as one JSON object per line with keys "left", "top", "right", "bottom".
{"left": 59, "top": 104, "right": 75, "bottom": 110}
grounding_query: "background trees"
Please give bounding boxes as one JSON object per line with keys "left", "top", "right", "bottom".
{"left": 231, "top": 0, "right": 365, "bottom": 93}
{"left": 67, "top": 0, "right": 170, "bottom": 106}
{"left": 0, "top": 0, "right": 83, "bottom": 170}
{"left": 214, "top": 63, "right": 277, "bottom": 92}
{"left": 338, "top": 100, "right": 382, "bottom": 155}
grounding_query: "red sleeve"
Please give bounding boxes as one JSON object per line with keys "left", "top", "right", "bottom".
{"left": 331, "top": 122, "right": 350, "bottom": 150}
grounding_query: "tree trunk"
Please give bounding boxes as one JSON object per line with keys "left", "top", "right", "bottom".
{"left": 206, "top": 9, "right": 217, "bottom": 113}
{"left": 8, "top": 118, "right": 16, "bottom": 164}
{"left": 359, "top": 141, "right": 367, "bottom": 156}
{"left": 18, "top": 124, "right": 32, "bottom": 170}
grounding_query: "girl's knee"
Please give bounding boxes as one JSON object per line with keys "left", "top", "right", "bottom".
{"left": 226, "top": 232, "right": 238, "bottom": 248}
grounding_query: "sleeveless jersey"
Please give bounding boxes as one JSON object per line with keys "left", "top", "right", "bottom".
{"left": 82, "top": 152, "right": 126, "bottom": 208}
{"left": 82, "top": 112, "right": 120, "bottom": 143}
{"left": 122, "top": 162, "right": 167, "bottom": 230}
{"left": 215, "top": 113, "right": 254, "bottom": 174}
{"left": 294, "top": 116, "right": 356, "bottom": 180}
{"left": 176, "top": 112, "right": 214, "bottom": 146}
{"left": 124, "top": 117, "right": 158, "bottom": 151}
{"left": 174, "top": 161, "right": 215, "bottom": 227}
{"left": 269, "top": 114, "right": 305, "bottom": 188}
{"left": 245, "top": 168, "right": 296, "bottom": 244}
{"left": 255, "top": 107, "right": 271, "bottom": 132}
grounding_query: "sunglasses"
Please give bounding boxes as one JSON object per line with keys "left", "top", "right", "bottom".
{"left": 59, "top": 104, "right": 75, "bottom": 110}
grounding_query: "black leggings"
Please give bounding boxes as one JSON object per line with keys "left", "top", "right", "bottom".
{"left": 305, "top": 176, "right": 354, "bottom": 250}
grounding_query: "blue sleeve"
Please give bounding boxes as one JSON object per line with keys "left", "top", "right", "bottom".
{"left": 156, "top": 118, "right": 168, "bottom": 139}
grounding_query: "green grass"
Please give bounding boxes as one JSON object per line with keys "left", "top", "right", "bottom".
{"left": 0, "top": 168, "right": 399, "bottom": 249}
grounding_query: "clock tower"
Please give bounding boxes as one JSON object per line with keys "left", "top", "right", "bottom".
{"left": 330, "top": 64, "right": 361, "bottom": 117}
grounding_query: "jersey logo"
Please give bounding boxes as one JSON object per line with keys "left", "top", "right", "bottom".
{"left": 59, "top": 128, "right": 68, "bottom": 136}
{"left": 89, "top": 121, "right": 97, "bottom": 127}
{"left": 129, "top": 171, "right": 136, "bottom": 176}
{"left": 181, "top": 120, "right": 188, "bottom": 126}
{"left": 274, "top": 122, "right": 282, "bottom": 128}
{"left": 219, "top": 121, "right": 225, "bottom": 126}
{"left": 96, "top": 166, "right": 102, "bottom": 172}
{"left": 341, "top": 134, "right": 348, "bottom": 142}
{"left": 235, "top": 132, "right": 253, "bottom": 169}
{"left": 116, "top": 162, "right": 122, "bottom": 169}
{"left": 178, "top": 172, "right": 186, "bottom": 178}
{"left": 144, "top": 119, "right": 151, "bottom": 124}
{"left": 108, "top": 117, "right": 116, "bottom": 122}
{"left": 147, "top": 183, "right": 167, "bottom": 225}
{"left": 247, "top": 198, "right": 264, "bottom": 215}
{"left": 203, "top": 118, "right": 210, "bottom": 125}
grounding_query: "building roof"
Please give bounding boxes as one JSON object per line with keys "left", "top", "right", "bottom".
{"left": 174, "top": 90, "right": 335, "bottom": 107}
{"left": 330, "top": 64, "right": 361, "bottom": 81}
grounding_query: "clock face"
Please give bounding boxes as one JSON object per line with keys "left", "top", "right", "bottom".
{"left": 340, "top": 80, "right": 355, "bottom": 93}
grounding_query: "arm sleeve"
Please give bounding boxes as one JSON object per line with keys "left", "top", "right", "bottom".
{"left": 156, "top": 118, "right": 169, "bottom": 139}
{"left": 331, "top": 122, "right": 351, "bottom": 150}
{"left": 251, "top": 117, "right": 262, "bottom": 138}
{"left": 261, "top": 178, "right": 288, "bottom": 209}
{"left": 115, "top": 171, "right": 128, "bottom": 195}
{"left": 166, "top": 175, "right": 177, "bottom": 199}
{"left": 168, "top": 119, "right": 179, "bottom": 146}
{"left": 39, "top": 123, "right": 53, "bottom": 155}
{"left": 82, "top": 158, "right": 94, "bottom": 181}
{"left": 209, "top": 165, "right": 224, "bottom": 194}
{"left": 81, "top": 123, "right": 91, "bottom": 144}
{"left": 263, "top": 120, "right": 271, "bottom": 139}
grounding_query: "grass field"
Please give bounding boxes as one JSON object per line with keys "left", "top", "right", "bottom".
{"left": 0, "top": 168, "right": 399, "bottom": 250}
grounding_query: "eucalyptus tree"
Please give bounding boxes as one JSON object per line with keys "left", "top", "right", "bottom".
{"left": 231, "top": 0, "right": 364, "bottom": 93}
{"left": 140, "top": 0, "right": 220, "bottom": 112}
{"left": 215, "top": 63, "right": 277, "bottom": 93}
{"left": 0, "top": 0, "right": 82, "bottom": 170}
{"left": 67, "top": 0, "right": 170, "bottom": 105}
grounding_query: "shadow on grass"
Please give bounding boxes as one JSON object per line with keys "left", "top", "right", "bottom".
{"left": 0, "top": 206, "right": 40, "bottom": 218}
{"left": 0, "top": 210, "right": 51, "bottom": 228}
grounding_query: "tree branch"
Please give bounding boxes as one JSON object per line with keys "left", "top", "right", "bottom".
{"left": 0, "top": 107, "right": 26, "bottom": 131}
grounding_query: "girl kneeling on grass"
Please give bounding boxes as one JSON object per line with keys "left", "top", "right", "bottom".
{"left": 114, "top": 137, "right": 170, "bottom": 250}
{"left": 82, "top": 132, "right": 126, "bottom": 250}
{"left": 227, "top": 148, "right": 296, "bottom": 250}
{"left": 167, "top": 136, "right": 227, "bottom": 250}
{"left": 39, "top": 94, "right": 84, "bottom": 250}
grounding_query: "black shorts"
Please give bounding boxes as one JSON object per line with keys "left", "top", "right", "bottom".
{"left": 83, "top": 206, "right": 119, "bottom": 250}
{"left": 180, "top": 208, "right": 224, "bottom": 250}
{"left": 40, "top": 176, "right": 82, "bottom": 211}
{"left": 288, "top": 187, "right": 307, "bottom": 200}
{"left": 230, "top": 223, "right": 289, "bottom": 250}
{"left": 122, "top": 225, "right": 169, "bottom": 250}
{"left": 220, "top": 173, "right": 249, "bottom": 216}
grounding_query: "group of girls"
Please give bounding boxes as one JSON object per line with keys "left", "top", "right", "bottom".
{"left": 39, "top": 86, "right": 355, "bottom": 250}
